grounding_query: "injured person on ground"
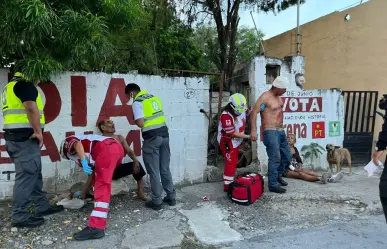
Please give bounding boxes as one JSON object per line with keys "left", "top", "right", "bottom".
{"left": 71, "top": 119, "right": 149, "bottom": 201}
{"left": 283, "top": 133, "right": 344, "bottom": 183}
{"left": 60, "top": 134, "right": 125, "bottom": 241}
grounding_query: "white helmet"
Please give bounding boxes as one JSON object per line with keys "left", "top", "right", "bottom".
{"left": 229, "top": 93, "right": 247, "bottom": 115}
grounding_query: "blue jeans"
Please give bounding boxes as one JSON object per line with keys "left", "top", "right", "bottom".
{"left": 262, "top": 130, "right": 292, "bottom": 189}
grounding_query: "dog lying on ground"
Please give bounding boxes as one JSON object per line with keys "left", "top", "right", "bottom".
{"left": 326, "top": 144, "right": 352, "bottom": 176}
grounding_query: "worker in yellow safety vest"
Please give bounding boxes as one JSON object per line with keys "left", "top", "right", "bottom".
{"left": 125, "top": 83, "right": 176, "bottom": 210}
{"left": 1, "top": 72, "right": 63, "bottom": 229}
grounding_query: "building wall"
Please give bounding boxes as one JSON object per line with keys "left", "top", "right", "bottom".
{"left": 262, "top": 0, "right": 387, "bottom": 159}
{"left": 247, "top": 56, "right": 344, "bottom": 173}
{"left": 0, "top": 70, "right": 209, "bottom": 199}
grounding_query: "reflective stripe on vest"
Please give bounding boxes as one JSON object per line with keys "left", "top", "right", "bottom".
{"left": 1, "top": 80, "right": 45, "bottom": 129}
{"left": 134, "top": 90, "right": 166, "bottom": 132}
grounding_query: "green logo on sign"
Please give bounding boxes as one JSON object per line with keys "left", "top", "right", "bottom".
{"left": 329, "top": 121, "right": 341, "bottom": 137}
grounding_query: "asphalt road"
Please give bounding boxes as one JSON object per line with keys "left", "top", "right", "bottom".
{"left": 226, "top": 215, "right": 387, "bottom": 249}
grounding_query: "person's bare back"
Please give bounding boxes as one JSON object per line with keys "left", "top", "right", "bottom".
{"left": 260, "top": 91, "right": 284, "bottom": 129}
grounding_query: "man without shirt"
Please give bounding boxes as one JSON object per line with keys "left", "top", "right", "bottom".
{"left": 250, "top": 76, "right": 292, "bottom": 194}
{"left": 96, "top": 118, "right": 148, "bottom": 201}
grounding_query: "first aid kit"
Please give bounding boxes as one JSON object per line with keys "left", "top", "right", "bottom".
{"left": 227, "top": 173, "right": 264, "bottom": 205}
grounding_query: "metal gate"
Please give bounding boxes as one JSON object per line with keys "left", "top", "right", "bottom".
{"left": 342, "top": 91, "right": 379, "bottom": 166}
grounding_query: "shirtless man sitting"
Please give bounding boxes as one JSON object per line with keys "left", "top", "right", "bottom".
{"left": 250, "top": 76, "right": 292, "bottom": 193}
{"left": 74, "top": 119, "right": 149, "bottom": 201}
{"left": 97, "top": 119, "right": 149, "bottom": 201}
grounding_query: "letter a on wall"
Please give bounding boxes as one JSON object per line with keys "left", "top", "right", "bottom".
{"left": 312, "top": 122, "right": 325, "bottom": 139}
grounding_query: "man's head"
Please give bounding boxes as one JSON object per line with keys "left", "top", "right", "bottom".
{"left": 125, "top": 83, "right": 141, "bottom": 102}
{"left": 97, "top": 119, "right": 116, "bottom": 134}
{"left": 271, "top": 76, "right": 289, "bottom": 96}
{"left": 295, "top": 73, "right": 305, "bottom": 89}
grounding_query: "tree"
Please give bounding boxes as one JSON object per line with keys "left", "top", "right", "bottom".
{"left": 301, "top": 143, "right": 325, "bottom": 169}
{"left": 0, "top": 0, "right": 208, "bottom": 80}
{"left": 0, "top": 0, "right": 147, "bottom": 81}
{"left": 236, "top": 27, "right": 264, "bottom": 63}
{"left": 179, "top": 0, "right": 305, "bottom": 89}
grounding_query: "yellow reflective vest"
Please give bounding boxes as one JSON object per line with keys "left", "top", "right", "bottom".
{"left": 134, "top": 90, "right": 167, "bottom": 133}
{"left": 1, "top": 80, "right": 45, "bottom": 130}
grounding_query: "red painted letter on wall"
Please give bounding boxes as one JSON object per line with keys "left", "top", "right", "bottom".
{"left": 126, "top": 130, "right": 141, "bottom": 156}
{"left": 71, "top": 76, "right": 87, "bottom": 126}
{"left": 41, "top": 132, "right": 61, "bottom": 162}
{"left": 0, "top": 132, "right": 13, "bottom": 164}
{"left": 96, "top": 78, "right": 134, "bottom": 125}
{"left": 39, "top": 82, "right": 62, "bottom": 124}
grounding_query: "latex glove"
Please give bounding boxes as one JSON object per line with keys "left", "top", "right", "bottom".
{"left": 81, "top": 158, "right": 92, "bottom": 175}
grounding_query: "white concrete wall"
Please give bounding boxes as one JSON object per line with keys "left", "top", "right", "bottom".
{"left": 210, "top": 91, "right": 230, "bottom": 117}
{"left": 248, "top": 56, "right": 345, "bottom": 173}
{"left": 0, "top": 70, "right": 210, "bottom": 199}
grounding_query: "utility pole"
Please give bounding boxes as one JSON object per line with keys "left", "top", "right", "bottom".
{"left": 296, "top": 0, "right": 301, "bottom": 55}
{"left": 250, "top": 11, "right": 265, "bottom": 55}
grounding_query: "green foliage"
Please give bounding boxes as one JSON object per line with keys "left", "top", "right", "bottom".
{"left": 180, "top": 0, "right": 306, "bottom": 89}
{"left": 236, "top": 27, "right": 264, "bottom": 63}
{"left": 156, "top": 22, "right": 205, "bottom": 71}
{"left": 0, "top": 0, "right": 207, "bottom": 81}
{"left": 193, "top": 26, "right": 264, "bottom": 72}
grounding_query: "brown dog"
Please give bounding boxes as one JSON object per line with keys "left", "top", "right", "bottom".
{"left": 326, "top": 144, "right": 352, "bottom": 176}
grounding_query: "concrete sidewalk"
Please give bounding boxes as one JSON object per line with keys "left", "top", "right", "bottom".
{"left": 0, "top": 167, "right": 385, "bottom": 249}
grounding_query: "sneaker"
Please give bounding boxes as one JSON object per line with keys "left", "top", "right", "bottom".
{"left": 321, "top": 172, "right": 332, "bottom": 184}
{"left": 11, "top": 217, "right": 45, "bottom": 228}
{"left": 278, "top": 177, "right": 288, "bottom": 186}
{"left": 145, "top": 201, "right": 163, "bottom": 210}
{"left": 74, "top": 226, "right": 105, "bottom": 241}
{"left": 269, "top": 186, "right": 287, "bottom": 194}
{"left": 163, "top": 197, "right": 176, "bottom": 206}
{"left": 328, "top": 172, "right": 344, "bottom": 183}
{"left": 36, "top": 205, "right": 64, "bottom": 217}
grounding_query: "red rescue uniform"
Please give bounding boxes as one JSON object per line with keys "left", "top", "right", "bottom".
{"left": 61, "top": 134, "right": 124, "bottom": 230}
{"left": 217, "top": 109, "right": 248, "bottom": 191}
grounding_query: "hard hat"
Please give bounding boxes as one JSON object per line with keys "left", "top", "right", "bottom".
{"left": 229, "top": 93, "right": 247, "bottom": 115}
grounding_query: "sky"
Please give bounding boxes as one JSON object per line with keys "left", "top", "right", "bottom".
{"left": 239, "top": 0, "right": 369, "bottom": 39}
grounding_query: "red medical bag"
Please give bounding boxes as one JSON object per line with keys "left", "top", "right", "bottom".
{"left": 227, "top": 173, "right": 264, "bottom": 205}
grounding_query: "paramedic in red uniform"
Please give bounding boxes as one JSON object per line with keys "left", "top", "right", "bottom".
{"left": 218, "top": 93, "right": 251, "bottom": 191}
{"left": 59, "top": 134, "right": 124, "bottom": 241}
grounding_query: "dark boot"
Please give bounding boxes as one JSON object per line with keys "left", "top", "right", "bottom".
{"left": 145, "top": 201, "right": 163, "bottom": 210}
{"left": 37, "top": 205, "right": 64, "bottom": 217}
{"left": 269, "top": 186, "right": 287, "bottom": 194}
{"left": 163, "top": 197, "right": 176, "bottom": 206}
{"left": 11, "top": 217, "right": 45, "bottom": 228}
{"left": 74, "top": 226, "right": 105, "bottom": 241}
{"left": 278, "top": 177, "right": 288, "bottom": 186}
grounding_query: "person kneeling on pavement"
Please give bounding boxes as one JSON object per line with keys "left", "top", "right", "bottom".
{"left": 283, "top": 134, "right": 344, "bottom": 183}
{"left": 73, "top": 119, "right": 149, "bottom": 201}
{"left": 60, "top": 134, "right": 124, "bottom": 241}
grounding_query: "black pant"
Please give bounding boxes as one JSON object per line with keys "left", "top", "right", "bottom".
{"left": 6, "top": 139, "right": 51, "bottom": 223}
{"left": 112, "top": 162, "right": 146, "bottom": 181}
{"left": 380, "top": 157, "right": 387, "bottom": 223}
